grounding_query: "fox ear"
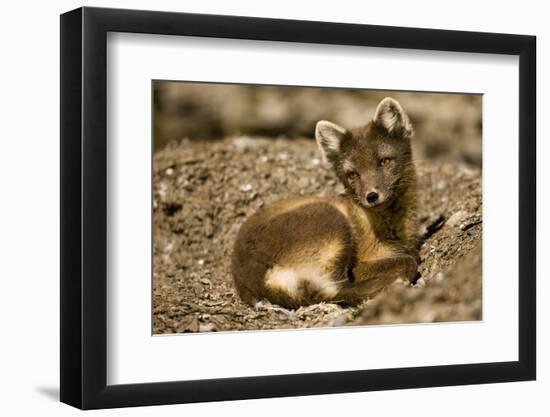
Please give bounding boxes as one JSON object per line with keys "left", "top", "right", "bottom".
{"left": 373, "top": 97, "right": 413, "bottom": 139}
{"left": 315, "top": 120, "right": 347, "bottom": 162}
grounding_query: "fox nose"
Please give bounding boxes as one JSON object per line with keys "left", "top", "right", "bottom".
{"left": 366, "top": 192, "right": 379, "bottom": 204}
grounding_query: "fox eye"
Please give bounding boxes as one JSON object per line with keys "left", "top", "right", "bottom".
{"left": 380, "top": 157, "right": 392, "bottom": 167}
{"left": 346, "top": 171, "right": 358, "bottom": 180}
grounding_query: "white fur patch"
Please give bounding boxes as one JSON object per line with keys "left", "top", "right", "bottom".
{"left": 265, "top": 264, "right": 341, "bottom": 300}
{"left": 379, "top": 109, "right": 400, "bottom": 132}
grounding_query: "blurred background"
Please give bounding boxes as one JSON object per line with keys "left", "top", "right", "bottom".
{"left": 153, "top": 82, "right": 482, "bottom": 166}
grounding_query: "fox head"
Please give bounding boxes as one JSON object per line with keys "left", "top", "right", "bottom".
{"left": 315, "top": 97, "right": 414, "bottom": 210}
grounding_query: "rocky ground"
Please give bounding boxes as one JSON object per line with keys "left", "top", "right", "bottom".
{"left": 153, "top": 137, "right": 482, "bottom": 333}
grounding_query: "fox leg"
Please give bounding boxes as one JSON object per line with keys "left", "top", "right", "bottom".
{"left": 335, "top": 255, "right": 417, "bottom": 304}
{"left": 350, "top": 255, "right": 417, "bottom": 286}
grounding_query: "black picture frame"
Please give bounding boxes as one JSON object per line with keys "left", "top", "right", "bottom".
{"left": 60, "top": 6, "right": 536, "bottom": 410}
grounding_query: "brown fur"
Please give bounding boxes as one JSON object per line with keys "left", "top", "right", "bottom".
{"left": 231, "top": 97, "right": 419, "bottom": 309}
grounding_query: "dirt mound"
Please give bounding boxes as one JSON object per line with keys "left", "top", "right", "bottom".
{"left": 153, "top": 137, "right": 482, "bottom": 334}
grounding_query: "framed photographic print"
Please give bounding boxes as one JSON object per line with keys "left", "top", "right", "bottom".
{"left": 60, "top": 6, "right": 536, "bottom": 410}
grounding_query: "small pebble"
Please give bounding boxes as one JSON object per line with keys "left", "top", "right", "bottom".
{"left": 240, "top": 183, "right": 253, "bottom": 192}
{"left": 434, "top": 271, "right": 446, "bottom": 282}
{"left": 199, "top": 323, "right": 217, "bottom": 332}
{"left": 296, "top": 177, "right": 309, "bottom": 188}
{"left": 331, "top": 315, "right": 348, "bottom": 327}
{"left": 232, "top": 136, "right": 256, "bottom": 149}
{"left": 415, "top": 277, "right": 426, "bottom": 288}
{"left": 447, "top": 210, "right": 468, "bottom": 228}
{"left": 158, "top": 182, "right": 168, "bottom": 199}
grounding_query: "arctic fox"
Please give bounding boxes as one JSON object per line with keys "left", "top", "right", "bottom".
{"left": 231, "top": 97, "right": 419, "bottom": 309}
